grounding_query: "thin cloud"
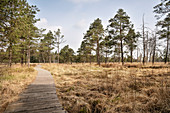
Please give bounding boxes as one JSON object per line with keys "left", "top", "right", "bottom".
{"left": 74, "top": 19, "right": 87, "bottom": 29}
{"left": 36, "top": 18, "right": 62, "bottom": 33}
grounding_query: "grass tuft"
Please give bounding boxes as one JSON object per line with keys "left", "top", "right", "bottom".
{"left": 41, "top": 63, "right": 170, "bottom": 113}
{"left": 0, "top": 64, "right": 37, "bottom": 112}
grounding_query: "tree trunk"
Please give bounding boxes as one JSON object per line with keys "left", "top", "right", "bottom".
{"left": 48, "top": 46, "right": 51, "bottom": 64}
{"left": 49, "top": 55, "right": 51, "bottom": 64}
{"left": 97, "top": 39, "right": 100, "bottom": 66}
{"left": 142, "top": 15, "right": 145, "bottom": 65}
{"left": 120, "top": 22, "right": 124, "bottom": 65}
{"left": 146, "top": 31, "right": 149, "bottom": 62}
{"left": 27, "top": 44, "right": 30, "bottom": 68}
{"left": 86, "top": 53, "right": 88, "bottom": 63}
{"left": 9, "top": 43, "right": 12, "bottom": 67}
{"left": 21, "top": 46, "right": 24, "bottom": 66}
{"left": 57, "top": 41, "right": 60, "bottom": 63}
{"left": 57, "top": 51, "right": 59, "bottom": 63}
{"left": 121, "top": 39, "right": 124, "bottom": 65}
{"left": 152, "top": 35, "right": 156, "bottom": 64}
{"left": 105, "top": 51, "right": 108, "bottom": 64}
{"left": 149, "top": 49, "right": 152, "bottom": 62}
{"left": 137, "top": 47, "right": 139, "bottom": 62}
{"left": 90, "top": 51, "right": 92, "bottom": 65}
{"left": 21, "top": 55, "right": 24, "bottom": 66}
{"left": 131, "top": 48, "right": 133, "bottom": 63}
{"left": 53, "top": 55, "right": 55, "bottom": 63}
{"left": 42, "top": 54, "right": 45, "bottom": 63}
{"left": 24, "top": 44, "right": 27, "bottom": 65}
{"left": 119, "top": 46, "right": 121, "bottom": 63}
{"left": 165, "top": 26, "right": 169, "bottom": 64}
{"left": 39, "top": 57, "right": 41, "bottom": 63}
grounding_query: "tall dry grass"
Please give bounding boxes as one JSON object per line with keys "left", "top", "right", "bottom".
{"left": 42, "top": 63, "right": 170, "bottom": 113}
{"left": 0, "top": 64, "right": 37, "bottom": 113}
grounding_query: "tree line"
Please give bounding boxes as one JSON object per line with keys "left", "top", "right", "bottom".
{"left": 0, "top": 0, "right": 169, "bottom": 67}
{"left": 78, "top": 0, "right": 169, "bottom": 65}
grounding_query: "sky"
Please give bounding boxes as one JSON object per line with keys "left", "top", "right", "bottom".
{"left": 27, "top": 0, "right": 160, "bottom": 52}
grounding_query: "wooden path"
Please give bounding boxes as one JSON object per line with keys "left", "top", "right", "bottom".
{"left": 4, "top": 65, "right": 67, "bottom": 113}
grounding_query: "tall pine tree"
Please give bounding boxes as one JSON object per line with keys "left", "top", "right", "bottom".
{"left": 108, "top": 9, "right": 130, "bottom": 65}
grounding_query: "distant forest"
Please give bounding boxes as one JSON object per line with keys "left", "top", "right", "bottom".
{"left": 0, "top": 0, "right": 169, "bottom": 67}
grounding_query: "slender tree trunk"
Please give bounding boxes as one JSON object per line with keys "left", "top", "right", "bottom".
{"left": 24, "top": 43, "right": 27, "bottom": 65}
{"left": 39, "top": 56, "right": 41, "bottom": 63}
{"left": 9, "top": 43, "right": 12, "bottom": 67}
{"left": 119, "top": 46, "right": 121, "bottom": 63}
{"left": 86, "top": 53, "right": 88, "bottom": 63}
{"left": 165, "top": 26, "right": 169, "bottom": 64}
{"left": 57, "top": 39, "right": 60, "bottom": 63}
{"left": 149, "top": 47, "right": 153, "bottom": 62}
{"left": 21, "top": 44, "right": 24, "bottom": 66}
{"left": 42, "top": 53, "right": 45, "bottom": 63}
{"left": 97, "top": 39, "right": 100, "bottom": 66}
{"left": 152, "top": 35, "right": 156, "bottom": 64}
{"left": 27, "top": 43, "right": 30, "bottom": 68}
{"left": 137, "top": 47, "right": 139, "bottom": 62}
{"left": 48, "top": 46, "right": 51, "bottom": 64}
{"left": 49, "top": 55, "right": 51, "bottom": 64}
{"left": 57, "top": 50, "right": 59, "bottom": 63}
{"left": 131, "top": 48, "right": 133, "bottom": 63}
{"left": 70, "top": 57, "right": 72, "bottom": 64}
{"left": 105, "top": 51, "right": 108, "bottom": 64}
{"left": 142, "top": 14, "right": 145, "bottom": 65}
{"left": 121, "top": 39, "right": 124, "bottom": 65}
{"left": 90, "top": 51, "right": 92, "bottom": 65}
{"left": 148, "top": 39, "right": 152, "bottom": 62}
{"left": 25, "top": 50, "right": 27, "bottom": 65}
{"left": 53, "top": 55, "right": 55, "bottom": 63}
{"left": 21, "top": 55, "right": 24, "bottom": 66}
{"left": 120, "top": 24, "right": 124, "bottom": 65}
{"left": 21, "top": 50, "right": 24, "bottom": 66}
{"left": 146, "top": 31, "right": 149, "bottom": 63}
{"left": 119, "top": 22, "right": 124, "bottom": 65}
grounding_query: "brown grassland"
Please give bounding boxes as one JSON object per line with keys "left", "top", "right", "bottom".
{"left": 42, "top": 62, "right": 170, "bottom": 113}
{"left": 0, "top": 64, "right": 37, "bottom": 113}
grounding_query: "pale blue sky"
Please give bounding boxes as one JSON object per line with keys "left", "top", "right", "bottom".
{"left": 28, "top": 0, "right": 160, "bottom": 52}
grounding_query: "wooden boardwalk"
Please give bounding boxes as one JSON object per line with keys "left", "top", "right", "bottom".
{"left": 4, "top": 65, "right": 67, "bottom": 113}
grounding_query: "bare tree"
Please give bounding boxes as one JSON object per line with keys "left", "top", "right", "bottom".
{"left": 142, "top": 14, "right": 146, "bottom": 65}
{"left": 54, "top": 29, "right": 65, "bottom": 63}
{"left": 146, "top": 31, "right": 149, "bottom": 62}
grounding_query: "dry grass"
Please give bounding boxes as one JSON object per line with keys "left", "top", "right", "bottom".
{"left": 0, "top": 64, "right": 37, "bottom": 113}
{"left": 42, "top": 63, "right": 170, "bottom": 113}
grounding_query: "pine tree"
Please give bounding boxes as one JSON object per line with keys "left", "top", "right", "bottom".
{"left": 108, "top": 9, "right": 130, "bottom": 65}
{"left": 125, "top": 25, "right": 140, "bottom": 63}
{"left": 153, "top": 0, "right": 169, "bottom": 19}
{"left": 59, "top": 45, "right": 74, "bottom": 63}
{"left": 43, "top": 30, "right": 54, "bottom": 64}
{"left": 83, "top": 30, "right": 95, "bottom": 64}
{"left": 88, "top": 18, "right": 104, "bottom": 65}
{"left": 156, "top": 15, "right": 169, "bottom": 64}
{"left": 101, "top": 31, "right": 113, "bottom": 64}
{"left": 154, "top": 0, "right": 170, "bottom": 64}
{"left": 0, "top": 0, "right": 39, "bottom": 67}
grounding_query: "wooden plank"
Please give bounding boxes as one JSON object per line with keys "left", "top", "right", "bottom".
{"left": 4, "top": 65, "right": 67, "bottom": 113}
